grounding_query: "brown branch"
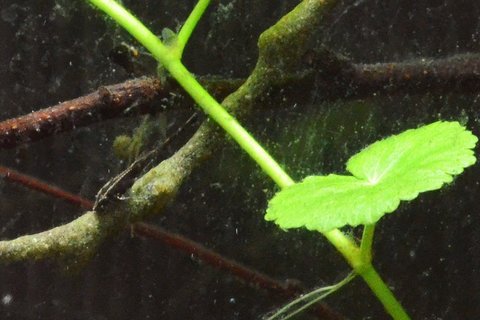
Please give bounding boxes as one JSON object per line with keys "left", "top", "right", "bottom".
{"left": 310, "top": 50, "right": 480, "bottom": 99}
{"left": 353, "top": 53, "right": 480, "bottom": 96}
{"left": 0, "top": 77, "right": 163, "bottom": 149}
{"left": 133, "top": 223, "right": 345, "bottom": 320}
{"left": 0, "top": 76, "right": 242, "bottom": 150}
{"left": 0, "top": 165, "right": 93, "bottom": 210}
{"left": 134, "top": 223, "right": 295, "bottom": 293}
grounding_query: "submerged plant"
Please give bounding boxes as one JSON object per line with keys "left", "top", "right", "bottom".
{"left": 265, "top": 120, "right": 477, "bottom": 318}
{"left": 266, "top": 121, "right": 477, "bottom": 231}
{"left": 85, "top": 0, "right": 478, "bottom": 318}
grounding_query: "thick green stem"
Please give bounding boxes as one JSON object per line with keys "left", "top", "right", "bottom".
{"left": 360, "top": 266, "right": 411, "bottom": 320}
{"left": 324, "top": 229, "right": 362, "bottom": 269}
{"left": 324, "top": 229, "right": 410, "bottom": 320}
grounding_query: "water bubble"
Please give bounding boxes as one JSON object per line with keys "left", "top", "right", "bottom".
{"left": 1, "top": 294, "right": 12, "bottom": 306}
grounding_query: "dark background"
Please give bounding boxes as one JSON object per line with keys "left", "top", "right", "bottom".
{"left": 0, "top": 0, "right": 479, "bottom": 319}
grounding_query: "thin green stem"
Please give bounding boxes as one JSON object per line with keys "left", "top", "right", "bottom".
{"left": 165, "top": 60, "right": 295, "bottom": 188}
{"left": 89, "top": 0, "right": 176, "bottom": 68}
{"left": 360, "top": 223, "right": 376, "bottom": 263}
{"left": 265, "top": 272, "right": 356, "bottom": 320}
{"left": 360, "top": 266, "right": 411, "bottom": 320}
{"left": 176, "top": 0, "right": 211, "bottom": 58}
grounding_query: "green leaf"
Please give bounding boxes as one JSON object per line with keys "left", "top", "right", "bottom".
{"left": 265, "top": 121, "right": 478, "bottom": 232}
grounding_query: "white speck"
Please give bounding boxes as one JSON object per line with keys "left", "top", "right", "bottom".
{"left": 2, "top": 294, "right": 12, "bottom": 305}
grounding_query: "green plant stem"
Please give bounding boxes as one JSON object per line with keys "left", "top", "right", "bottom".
{"left": 167, "top": 60, "right": 295, "bottom": 188}
{"left": 89, "top": 0, "right": 295, "bottom": 189}
{"left": 324, "top": 230, "right": 410, "bottom": 320}
{"left": 89, "top": 0, "right": 172, "bottom": 66}
{"left": 176, "top": 0, "right": 211, "bottom": 58}
{"left": 324, "top": 229, "right": 361, "bottom": 269}
{"left": 87, "top": 1, "right": 411, "bottom": 318}
{"left": 360, "top": 223, "right": 375, "bottom": 262}
{"left": 360, "top": 266, "right": 411, "bottom": 320}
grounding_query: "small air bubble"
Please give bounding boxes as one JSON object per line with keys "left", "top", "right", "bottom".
{"left": 2, "top": 294, "right": 12, "bottom": 306}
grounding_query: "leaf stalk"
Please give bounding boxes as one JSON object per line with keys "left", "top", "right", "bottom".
{"left": 175, "top": 0, "right": 211, "bottom": 58}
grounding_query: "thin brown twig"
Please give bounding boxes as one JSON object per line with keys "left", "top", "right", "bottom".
{"left": 0, "top": 165, "right": 345, "bottom": 320}
{"left": 311, "top": 51, "right": 480, "bottom": 99}
{"left": 135, "top": 222, "right": 299, "bottom": 294}
{"left": 351, "top": 53, "right": 480, "bottom": 96}
{"left": 0, "top": 165, "right": 93, "bottom": 210}
{"left": 133, "top": 223, "right": 346, "bottom": 320}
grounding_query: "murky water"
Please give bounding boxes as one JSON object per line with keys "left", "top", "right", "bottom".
{"left": 0, "top": 0, "right": 479, "bottom": 319}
